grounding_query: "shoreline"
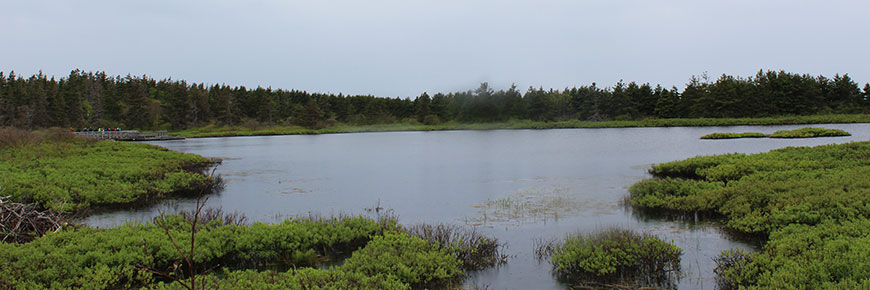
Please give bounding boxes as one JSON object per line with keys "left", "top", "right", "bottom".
{"left": 170, "top": 114, "right": 870, "bottom": 138}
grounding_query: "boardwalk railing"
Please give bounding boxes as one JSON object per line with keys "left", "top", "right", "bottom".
{"left": 73, "top": 130, "right": 180, "bottom": 141}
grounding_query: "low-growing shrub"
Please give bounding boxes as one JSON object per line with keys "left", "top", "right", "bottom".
{"left": 633, "top": 141, "right": 870, "bottom": 288}
{"left": 0, "top": 215, "right": 383, "bottom": 289}
{"left": 340, "top": 232, "right": 463, "bottom": 289}
{"left": 0, "top": 130, "right": 216, "bottom": 212}
{"left": 714, "top": 219, "right": 870, "bottom": 289}
{"left": 538, "top": 228, "right": 682, "bottom": 287}
{"left": 150, "top": 268, "right": 410, "bottom": 290}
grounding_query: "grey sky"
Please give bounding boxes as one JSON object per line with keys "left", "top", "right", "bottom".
{"left": 3, "top": 0, "right": 869, "bottom": 97}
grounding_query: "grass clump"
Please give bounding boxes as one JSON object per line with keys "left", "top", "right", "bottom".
{"left": 700, "top": 132, "right": 768, "bottom": 139}
{"left": 536, "top": 227, "right": 682, "bottom": 287}
{"left": 0, "top": 128, "right": 216, "bottom": 212}
{"left": 630, "top": 141, "right": 870, "bottom": 288}
{"left": 768, "top": 127, "right": 851, "bottom": 138}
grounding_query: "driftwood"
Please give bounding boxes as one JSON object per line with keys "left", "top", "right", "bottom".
{"left": 0, "top": 195, "right": 65, "bottom": 243}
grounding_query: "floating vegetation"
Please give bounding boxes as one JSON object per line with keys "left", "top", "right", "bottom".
{"left": 280, "top": 187, "right": 311, "bottom": 194}
{"left": 700, "top": 132, "right": 767, "bottom": 139}
{"left": 536, "top": 227, "right": 682, "bottom": 289}
{"left": 768, "top": 127, "right": 851, "bottom": 138}
{"left": 469, "top": 185, "right": 611, "bottom": 225}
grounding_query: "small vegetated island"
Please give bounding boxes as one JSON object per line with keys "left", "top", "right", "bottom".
{"left": 629, "top": 141, "right": 870, "bottom": 289}
{"left": 536, "top": 227, "right": 683, "bottom": 288}
{"left": 700, "top": 127, "right": 851, "bottom": 139}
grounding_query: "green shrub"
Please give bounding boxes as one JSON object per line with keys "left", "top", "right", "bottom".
{"left": 340, "top": 232, "right": 463, "bottom": 289}
{"left": 768, "top": 127, "right": 851, "bottom": 138}
{"left": 715, "top": 219, "right": 870, "bottom": 290}
{"left": 150, "top": 268, "right": 410, "bottom": 290}
{"left": 0, "top": 216, "right": 383, "bottom": 289}
{"left": 543, "top": 228, "right": 681, "bottom": 285}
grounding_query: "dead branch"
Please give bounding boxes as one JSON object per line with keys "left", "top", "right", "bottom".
{"left": 0, "top": 195, "right": 66, "bottom": 243}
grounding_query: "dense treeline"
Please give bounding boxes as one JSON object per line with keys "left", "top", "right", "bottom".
{"left": 1, "top": 70, "right": 868, "bottom": 130}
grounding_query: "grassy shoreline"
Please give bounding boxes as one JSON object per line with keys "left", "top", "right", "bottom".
{"left": 170, "top": 114, "right": 870, "bottom": 138}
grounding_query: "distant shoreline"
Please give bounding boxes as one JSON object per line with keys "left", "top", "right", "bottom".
{"left": 170, "top": 114, "right": 870, "bottom": 138}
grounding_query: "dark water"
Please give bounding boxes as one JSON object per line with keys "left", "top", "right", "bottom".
{"left": 86, "top": 124, "right": 870, "bottom": 289}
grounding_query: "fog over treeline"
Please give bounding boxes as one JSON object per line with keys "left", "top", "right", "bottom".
{"left": 1, "top": 69, "right": 868, "bottom": 130}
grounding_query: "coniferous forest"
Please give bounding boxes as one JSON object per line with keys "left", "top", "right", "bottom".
{"left": 1, "top": 69, "right": 868, "bottom": 131}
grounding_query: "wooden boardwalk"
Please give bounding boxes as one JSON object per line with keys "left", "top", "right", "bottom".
{"left": 73, "top": 130, "right": 185, "bottom": 141}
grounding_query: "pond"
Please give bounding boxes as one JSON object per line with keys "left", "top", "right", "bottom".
{"left": 86, "top": 123, "right": 870, "bottom": 289}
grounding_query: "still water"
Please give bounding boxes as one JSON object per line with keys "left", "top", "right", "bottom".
{"left": 87, "top": 124, "right": 870, "bottom": 289}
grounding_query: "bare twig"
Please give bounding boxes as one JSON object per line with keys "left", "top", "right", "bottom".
{"left": 138, "top": 167, "right": 219, "bottom": 290}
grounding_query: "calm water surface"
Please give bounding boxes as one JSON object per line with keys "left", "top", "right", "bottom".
{"left": 86, "top": 124, "right": 870, "bottom": 289}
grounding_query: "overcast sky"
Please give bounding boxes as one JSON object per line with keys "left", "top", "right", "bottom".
{"left": 3, "top": 0, "right": 869, "bottom": 97}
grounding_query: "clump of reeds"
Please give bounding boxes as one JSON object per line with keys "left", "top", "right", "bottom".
{"left": 403, "top": 223, "right": 507, "bottom": 270}
{"left": 536, "top": 227, "right": 682, "bottom": 288}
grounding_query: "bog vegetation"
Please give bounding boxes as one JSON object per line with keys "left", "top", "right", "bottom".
{"left": 700, "top": 127, "right": 850, "bottom": 139}
{"left": 768, "top": 127, "right": 851, "bottom": 138}
{"left": 0, "top": 212, "right": 504, "bottom": 290}
{"left": 535, "top": 227, "right": 682, "bottom": 288}
{"left": 1, "top": 69, "right": 868, "bottom": 132}
{"left": 629, "top": 141, "right": 870, "bottom": 289}
{"left": 0, "top": 128, "right": 215, "bottom": 212}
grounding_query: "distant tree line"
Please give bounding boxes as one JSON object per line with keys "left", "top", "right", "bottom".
{"left": 0, "top": 69, "right": 868, "bottom": 130}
